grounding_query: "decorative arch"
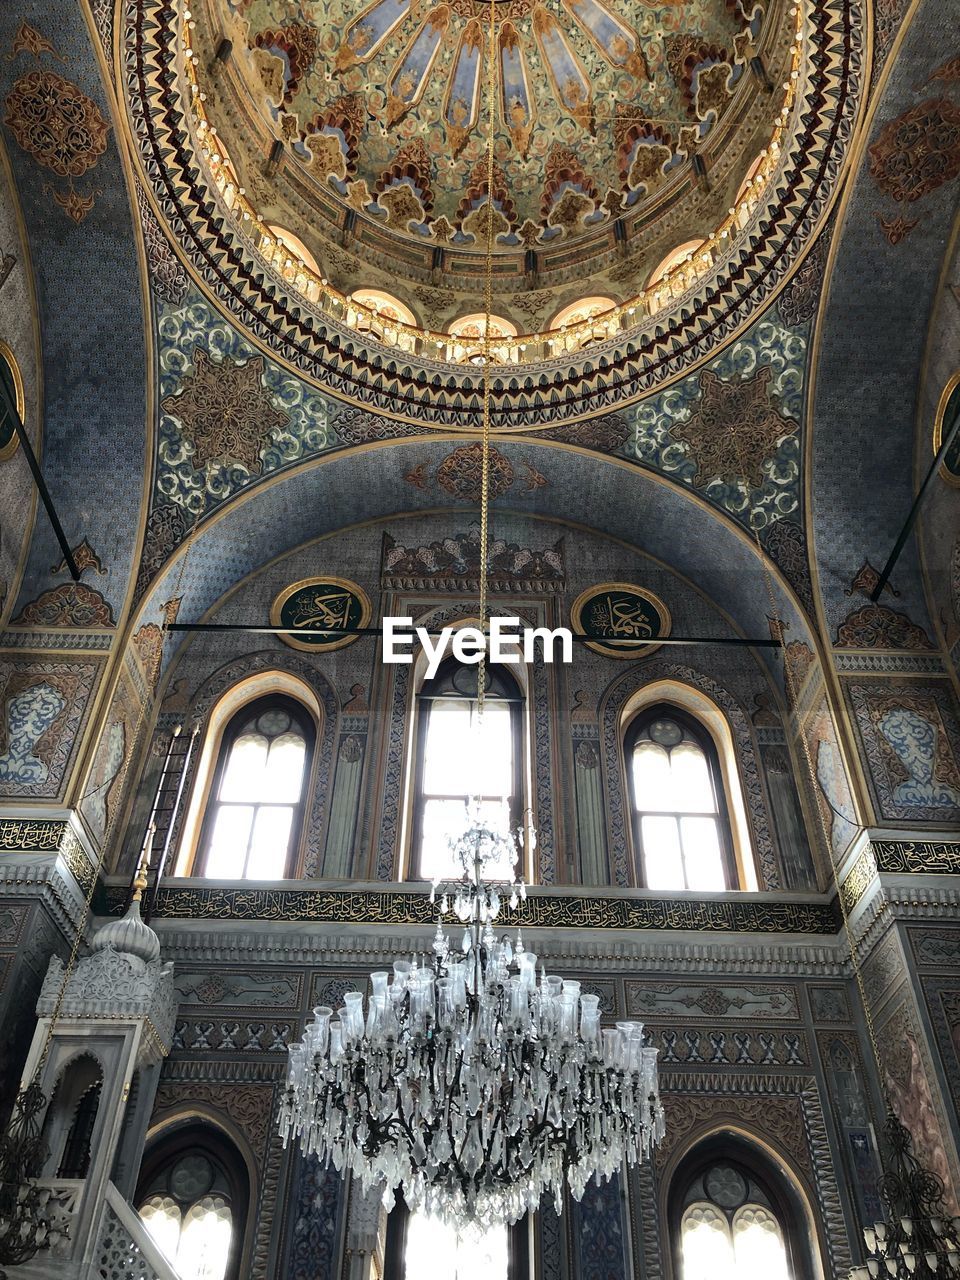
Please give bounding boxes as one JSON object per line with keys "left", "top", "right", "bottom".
{"left": 372, "top": 602, "right": 556, "bottom": 885}
{"left": 137, "top": 1114, "right": 253, "bottom": 1280}
{"left": 41, "top": 1050, "right": 104, "bottom": 1180}
{"left": 600, "top": 661, "right": 777, "bottom": 889}
{"left": 619, "top": 680, "right": 757, "bottom": 892}
{"left": 663, "top": 1129, "right": 823, "bottom": 1280}
{"left": 165, "top": 653, "right": 338, "bottom": 879}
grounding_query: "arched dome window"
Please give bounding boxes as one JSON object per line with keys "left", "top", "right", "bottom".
{"left": 137, "top": 1123, "right": 248, "bottom": 1280}
{"left": 647, "top": 239, "right": 708, "bottom": 288}
{"left": 350, "top": 288, "right": 417, "bottom": 327}
{"left": 626, "top": 705, "right": 735, "bottom": 891}
{"left": 670, "top": 1137, "right": 811, "bottom": 1280}
{"left": 266, "top": 225, "right": 322, "bottom": 277}
{"left": 195, "top": 692, "right": 315, "bottom": 880}
{"left": 409, "top": 658, "right": 524, "bottom": 882}
{"left": 549, "top": 296, "right": 616, "bottom": 330}
{"left": 447, "top": 313, "right": 518, "bottom": 339}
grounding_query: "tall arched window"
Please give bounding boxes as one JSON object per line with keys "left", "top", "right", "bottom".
{"left": 410, "top": 659, "right": 523, "bottom": 882}
{"left": 671, "top": 1139, "right": 807, "bottom": 1280}
{"left": 196, "top": 693, "right": 314, "bottom": 879}
{"left": 136, "top": 1124, "right": 248, "bottom": 1280}
{"left": 626, "top": 705, "right": 734, "bottom": 891}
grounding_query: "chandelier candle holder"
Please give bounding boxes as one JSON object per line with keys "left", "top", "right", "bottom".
{"left": 851, "top": 1110, "right": 960, "bottom": 1280}
{"left": 279, "top": 803, "right": 664, "bottom": 1227}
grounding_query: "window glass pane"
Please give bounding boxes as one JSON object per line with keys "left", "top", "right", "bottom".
{"left": 682, "top": 1205, "right": 734, "bottom": 1280}
{"left": 205, "top": 805, "right": 254, "bottom": 878}
{"left": 178, "top": 1196, "right": 232, "bottom": 1280}
{"left": 672, "top": 741, "right": 716, "bottom": 813}
{"left": 140, "top": 1196, "right": 181, "bottom": 1264}
{"left": 680, "top": 816, "right": 726, "bottom": 891}
{"left": 246, "top": 806, "right": 294, "bottom": 879}
{"left": 404, "top": 1211, "right": 508, "bottom": 1280}
{"left": 220, "top": 733, "right": 269, "bottom": 801}
{"left": 262, "top": 730, "right": 307, "bottom": 803}
{"left": 641, "top": 815, "right": 684, "bottom": 890}
{"left": 422, "top": 701, "right": 476, "bottom": 796}
{"left": 419, "top": 799, "right": 516, "bottom": 881}
{"left": 632, "top": 741, "right": 673, "bottom": 811}
{"left": 732, "top": 1206, "right": 789, "bottom": 1280}
{"left": 423, "top": 701, "right": 513, "bottom": 798}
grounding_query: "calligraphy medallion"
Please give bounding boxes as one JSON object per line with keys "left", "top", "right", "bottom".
{"left": 934, "top": 372, "right": 960, "bottom": 488}
{"left": 271, "top": 577, "right": 372, "bottom": 652}
{"left": 571, "top": 582, "right": 670, "bottom": 659}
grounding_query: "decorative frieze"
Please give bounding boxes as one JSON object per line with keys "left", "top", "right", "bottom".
{"left": 114, "top": 884, "right": 840, "bottom": 934}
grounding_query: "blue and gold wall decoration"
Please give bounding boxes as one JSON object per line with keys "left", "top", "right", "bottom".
{"left": 571, "top": 582, "right": 670, "bottom": 658}
{"left": 271, "top": 577, "right": 372, "bottom": 652}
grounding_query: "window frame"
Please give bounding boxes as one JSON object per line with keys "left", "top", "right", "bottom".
{"left": 136, "top": 1122, "right": 249, "bottom": 1280}
{"left": 668, "top": 1138, "right": 812, "bottom": 1280}
{"left": 625, "top": 704, "right": 738, "bottom": 891}
{"left": 409, "top": 658, "right": 524, "bottom": 882}
{"left": 194, "top": 692, "right": 315, "bottom": 880}
{"left": 383, "top": 1199, "right": 530, "bottom": 1280}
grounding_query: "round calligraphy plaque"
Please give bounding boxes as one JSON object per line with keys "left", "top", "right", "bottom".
{"left": 270, "top": 577, "right": 371, "bottom": 652}
{"left": 0, "top": 340, "right": 24, "bottom": 462}
{"left": 934, "top": 372, "right": 960, "bottom": 488}
{"left": 571, "top": 583, "right": 670, "bottom": 659}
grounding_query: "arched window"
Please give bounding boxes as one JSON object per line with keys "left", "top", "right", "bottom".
{"left": 195, "top": 693, "right": 314, "bottom": 879}
{"left": 410, "top": 659, "right": 523, "bottom": 882}
{"left": 350, "top": 288, "right": 417, "bottom": 327}
{"left": 136, "top": 1124, "right": 248, "bottom": 1280}
{"left": 549, "top": 296, "right": 617, "bottom": 330}
{"left": 646, "top": 239, "right": 708, "bottom": 287}
{"left": 671, "top": 1140, "right": 807, "bottom": 1280}
{"left": 41, "top": 1054, "right": 103, "bottom": 1179}
{"left": 383, "top": 1201, "right": 527, "bottom": 1280}
{"left": 626, "top": 705, "right": 734, "bottom": 891}
{"left": 266, "top": 224, "right": 322, "bottom": 277}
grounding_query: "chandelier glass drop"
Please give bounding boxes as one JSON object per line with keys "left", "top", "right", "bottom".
{"left": 279, "top": 802, "right": 664, "bottom": 1227}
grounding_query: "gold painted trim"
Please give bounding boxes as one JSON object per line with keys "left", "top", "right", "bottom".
{"left": 0, "top": 339, "right": 24, "bottom": 462}
{"left": 932, "top": 370, "right": 960, "bottom": 489}
{"left": 570, "top": 582, "right": 671, "bottom": 659}
{"left": 270, "top": 575, "right": 372, "bottom": 652}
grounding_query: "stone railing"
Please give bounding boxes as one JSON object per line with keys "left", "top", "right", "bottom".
{"left": 94, "top": 1183, "right": 179, "bottom": 1280}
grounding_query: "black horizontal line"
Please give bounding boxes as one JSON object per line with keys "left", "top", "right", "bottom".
{"left": 166, "top": 622, "right": 779, "bottom": 649}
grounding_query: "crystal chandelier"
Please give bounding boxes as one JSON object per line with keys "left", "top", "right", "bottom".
{"left": 851, "top": 1110, "right": 960, "bottom": 1280}
{"left": 279, "top": 804, "right": 664, "bottom": 1227}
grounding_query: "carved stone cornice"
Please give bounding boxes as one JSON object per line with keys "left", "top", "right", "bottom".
{"left": 143, "top": 921, "right": 851, "bottom": 976}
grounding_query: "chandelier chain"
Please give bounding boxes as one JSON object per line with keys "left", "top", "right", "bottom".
{"left": 476, "top": 0, "right": 497, "bottom": 719}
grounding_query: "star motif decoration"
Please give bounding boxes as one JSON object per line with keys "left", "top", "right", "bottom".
{"left": 161, "top": 346, "right": 290, "bottom": 475}
{"left": 670, "top": 365, "right": 798, "bottom": 488}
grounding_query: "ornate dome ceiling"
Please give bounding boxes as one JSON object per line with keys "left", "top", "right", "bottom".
{"left": 126, "top": 0, "right": 863, "bottom": 425}
{"left": 190, "top": 0, "right": 796, "bottom": 333}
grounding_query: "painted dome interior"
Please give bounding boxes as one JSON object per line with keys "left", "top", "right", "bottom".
{"left": 188, "top": 0, "right": 800, "bottom": 343}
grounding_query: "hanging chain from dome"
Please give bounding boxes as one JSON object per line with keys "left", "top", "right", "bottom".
{"left": 476, "top": 0, "right": 498, "bottom": 719}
